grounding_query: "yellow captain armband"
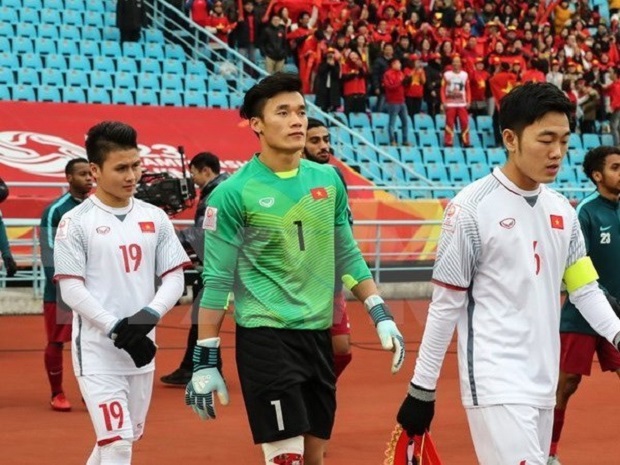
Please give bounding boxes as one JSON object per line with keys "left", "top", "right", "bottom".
{"left": 342, "top": 274, "right": 359, "bottom": 291}
{"left": 563, "top": 256, "right": 599, "bottom": 293}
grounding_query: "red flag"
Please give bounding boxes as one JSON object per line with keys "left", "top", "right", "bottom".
{"left": 550, "top": 215, "right": 564, "bottom": 230}
{"left": 311, "top": 187, "right": 328, "bottom": 200}
{"left": 139, "top": 221, "right": 156, "bottom": 233}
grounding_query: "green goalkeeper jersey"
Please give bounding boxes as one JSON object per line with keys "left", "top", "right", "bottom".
{"left": 200, "top": 155, "right": 372, "bottom": 330}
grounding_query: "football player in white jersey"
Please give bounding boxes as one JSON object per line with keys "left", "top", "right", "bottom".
{"left": 395, "top": 82, "right": 620, "bottom": 465}
{"left": 54, "top": 121, "right": 190, "bottom": 465}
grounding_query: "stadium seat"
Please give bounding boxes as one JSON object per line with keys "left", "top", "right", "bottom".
{"left": 422, "top": 146, "right": 443, "bottom": 164}
{"left": 35, "top": 37, "right": 57, "bottom": 55}
{"left": 65, "top": 69, "right": 89, "bottom": 88}
{"left": 66, "top": 0, "right": 85, "bottom": 11}
{"left": 82, "top": 26, "right": 102, "bottom": 42}
{"left": 434, "top": 189, "right": 456, "bottom": 199}
{"left": 426, "top": 163, "right": 449, "bottom": 183}
{"left": 357, "top": 127, "right": 375, "bottom": 145}
{"left": 164, "top": 44, "right": 186, "bottom": 60}
{"left": 415, "top": 113, "right": 435, "bottom": 131}
{"left": 469, "top": 130, "right": 482, "bottom": 148}
{"left": 40, "top": 68, "right": 64, "bottom": 87}
{"left": 140, "top": 58, "right": 161, "bottom": 74}
{"left": 208, "top": 92, "right": 229, "bottom": 108}
{"left": 111, "top": 88, "right": 134, "bottom": 105}
{"left": 0, "top": 52, "right": 19, "bottom": 69}
{"left": 581, "top": 133, "right": 600, "bottom": 151}
{"left": 0, "top": 22, "right": 13, "bottom": 38}
{"left": 236, "top": 77, "right": 254, "bottom": 93}
{"left": 0, "top": 86, "right": 10, "bottom": 101}
{"left": 86, "top": 0, "right": 106, "bottom": 12}
{"left": 443, "top": 147, "right": 466, "bottom": 165}
{"left": 185, "top": 74, "right": 206, "bottom": 92}
{"left": 601, "top": 134, "right": 614, "bottom": 146}
{"left": 91, "top": 70, "right": 113, "bottom": 88}
{"left": 0, "top": 37, "right": 8, "bottom": 55}
{"left": 349, "top": 112, "right": 371, "bottom": 128}
{"left": 0, "top": 67, "right": 14, "bottom": 85}
{"left": 229, "top": 92, "right": 243, "bottom": 109}
{"left": 101, "top": 40, "right": 122, "bottom": 57}
{"left": 400, "top": 146, "right": 423, "bottom": 165}
{"left": 58, "top": 39, "right": 80, "bottom": 56}
{"left": 206, "top": 75, "right": 227, "bottom": 92}
{"left": 135, "top": 88, "right": 159, "bottom": 106}
{"left": 481, "top": 131, "right": 496, "bottom": 148}
{"left": 383, "top": 162, "right": 407, "bottom": 183}
{"left": 103, "top": 26, "right": 120, "bottom": 42}
{"left": 448, "top": 164, "right": 471, "bottom": 184}
{"left": 117, "top": 56, "right": 138, "bottom": 73}
{"left": 186, "top": 59, "right": 208, "bottom": 76}
{"left": 556, "top": 165, "right": 577, "bottom": 185}
{"left": 84, "top": 11, "right": 104, "bottom": 27}
{"left": 16, "top": 22, "right": 38, "bottom": 38}
{"left": 0, "top": 7, "right": 19, "bottom": 24}
{"left": 373, "top": 129, "right": 390, "bottom": 146}
{"left": 21, "top": 7, "right": 40, "bottom": 24}
{"left": 470, "top": 163, "right": 490, "bottom": 181}
{"left": 12, "top": 85, "right": 37, "bottom": 101}
{"left": 12, "top": 37, "right": 34, "bottom": 55}
{"left": 44, "top": 0, "right": 64, "bottom": 9}
{"left": 144, "top": 29, "right": 165, "bottom": 44}
{"left": 358, "top": 145, "right": 379, "bottom": 163}
{"left": 476, "top": 115, "right": 493, "bottom": 133}
{"left": 103, "top": 12, "right": 116, "bottom": 27}
{"left": 17, "top": 68, "right": 40, "bottom": 86}
{"left": 138, "top": 72, "right": 160, "bottom": 90}
{"left": 123, "top": 42, "right": 144, "bottom": 60}
{"left": 69, "top": 54, "right": 91, "bottom": 71}
{"left": 93, "top": 56, "right": 115, "bottom": 73}
{"left": 63, "top": 87, "right": 86, "bottom": 103}
{"left": 21, "top": 53, "right": 43, "bottom": 69}
{"left": 184, "top": 90, "right": 207, "bottom": 107}
{"left": 575, "top": 166, "right": 589, "bottom": 185}
{"left": 114, "top": 71, "right": 136, "bottom": 89}
{"left": 331, "top": 112, "right": 348, "bottom": 126}
{"left": 417, "top": 129, "right": 439, "bottom": 147}
{"left": 38, "top": 85, "right": 61, "bottom": 102}
{"left": 80, "top": 40, "right": 100, "bottom": 57}
{"left": 331, "top": 127, "right": 352, "bottom": 147}
{"left": 465, "top": 147, "right": 487, "bottom": 165}
{"left": 371, "top": 112, "right": 389, "bottom": 130}
{"left": 163, "top": 59, "right": 185, "bottom": 75}
{"left": 87, "top": 88, "right": 111, "bottom": 104}
{"left": 40, "top": 8, "right": 62, "bottom": 24}
{"left": 44, "top": 53, "right": 67, "bottom": 70}
{"left": 144, "top": 43, "right": 164, "bottom": 60}
{"left": 568, "top": 133, "right": 582, "bottom": 150}
{"left": 5, "top": 0, "right": 22, "bottom": 7}
{"left": 160, "top": 89, "right": 183, "bottom": 106}
{"left": 161, "top": 73, "right": 183, "bottom": 90}
{"left": 569, "top": 149, "right": 586, "bottom": 166}
{"left": 487, "top": 147, "right": 506, "bottom": 167}
{"left": 63, "top": 10, "right": 84, "bottom": 26}
{"left": 37, "top": 24, "right": 59, "bottom": 40}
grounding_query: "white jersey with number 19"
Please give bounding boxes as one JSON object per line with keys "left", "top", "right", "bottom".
{"left": 54, "top": 196, "right": 190, "bottom": 376}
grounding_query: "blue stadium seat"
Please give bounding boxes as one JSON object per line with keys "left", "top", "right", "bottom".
{"left": 58, "top": 39, "right": 80, "bottom": 56}
{"left": 426, "top": 163, "right": 449, "bottom": 183}
{"left": 82, "top": 26, "right": 102, "bottom": 42}
{"left": 69, "top": 54, "right": 91, "bottom": 71}
{"left": 45, "top": 53, "right": 67, "bottom": 70}
{"left": 601, "top": 134, "right": 614, "bottom": 146}
{"left": 63, "top": 87, "right": 86, "bottom": 103}
{"left": 476, "top": 115, "right": 493, "bottom": 133}
{"left": 86, "top": 0, "right": 106, "bottom": 12}
{"left": 43, "top": 0, "right": 64, "bottom": 9}
{"left": 12, "top": 37, "right": 34, "bottom": 55}
{"left": 383, "top": 146, "right": 400, "bottom": 160}
{"left": 103, "top": 0, "right": 115, "bottom": 12}
{"left": 144, "top": 43, "right": 164, "bottom": 60}
{"left": 12, "top": 85, "right": 37, "bottom": 101}
{"left": 229, "top": 92, "right": 243, "bottom": 109}
{"left": 465, "top": 147, "right": 487, "bottom": 165}
{"left": 575, "top": 166, "right": 589, "bottom": 185}
{"left": 371, "top": 112, "right": 389, "bottom": 130}
{"left": 332, "top": 112, "right": 348, "bottom": 126}
{"left": 0, "top": 86, "right": 10, "bottom": 101}
{"left": 349, "top": 112, "right": 370, "bottom": 128}
{"left": 581, "top": 133, "right": 600, "bottom": 151}
{"left": 207, "top": 75, "right": 228, "bottom": 92}
{"left": 87, "top": 88, "right": 111, "bottom": 104}
{"left": 65, "top": 69, "right": 89, "bottom": 87}
{"left": 164, "top": 44, "right": 185, "bottom": 60}
{"left": 144, "top": 29, "right": 165, "bottom": 44}
{"left": 417, "top": 129, "right": 439, "bottom": 147}
{"left": 91, "top": 70, "right": 113, "bottom": 88}
{"left": 0, "top": 37, "right": 8, "bottom": 55}
{"left": 0, "top": 52, "right": 19, "bottom": 69}
{"left": 569, "top": 149, "right": 586, "bottom": 166}
{"left": 59, "top": 27, "right": 81, "bottom": 42}
{"left": 37, "top": 24, "right": 59, "bottom": 40}
{"left": 185, "top": 74, "right": 206, "bottom": 92}
{"left": 111, "top": 88, "right": 134, "bottom": 105}
{"left": 357, "top": 127, "right": 375, "bottom": 145}
{"left": 123, "top": 42, "right": 144, "bottom": 60}
{"left": 434, "top": 189, "right": 456, "bottom": 199}
{"left": 35, "top": 37, "right": 57, "bottom": 55}
{"left": 101, "top": 41, "right": 122, "bottom": 57}
{"left": 163, "top": 59, "right": 185, "bottom": 75}
{"left": 470, "top": 163, "right": 490, "bottom": 181}
{"left": 422, "top": 146, "right": 443, "bottom": 164}
{"left": 414, "top": 113, "right": 435, "bottom": 131}
{"left": 468, "top": 130, "right": 482, "bottom": 148}
{"left": 162, "top": 73, "right": 183, "bottom": 90}
{"left": 0, "top": 22, "right": 13, "bottom": 38}
{"left": 160, "top": 89, "right": 183, "bottom": 106}
{"left": 80, "top": 40, "right": 100, "bottom": 57}
{"left": 20, "top": 7, "right": 39, "bottom": 23}
{"left": 93, "top": 55, "right": 115, "bottom": 73}
{"left": 40, "top": 68, "right": 64, "bottom": 86}
{"left": 102, "top": 26, "right": 120, "bottom": 42}
{"left": 330, "top": 127, "right": 352, "bottom": 147}
{"left": 5, "top": 0, "right": 22, "bottom": 7}
{"left": 40, "top": 8, "right": 61, "bottom": 24}
{"left": 384, "top": 163, "right": 406, "bottom": 183}
{"left": 16, "top": 22, "right": 38, "bottom": 38}
{"left": 568, "top": 133, "right": 582, "bottom": 150}
{"left": 443, "top": 147, "right": 466, "bottom": 165}
{"left": 135, "top": 88, "right": 159, "bottom": 106}
{"left": 357, "top": 145, "right": 379, "bottom": 163}
{"left": 65, "top": 0, "right": 85, "bottom": 10}
{"left": 138, "top": 72, "right": 160, "bottom": 90}
{"left": 400, "top": 146, "right": 423, "bottom": 165}
{"left": 38, "top": 85, "right": 61, "bottom": 102}
{"left": 117, "top": 56, "right": 138, "bottom": 73}
{"left": 63, "top": 10, "right": 83, "bottom": 26}
{"left": 487, "top": 147, "right": 506, "bottom": 167}
{"left": 236, "top": 77, "right": 254, "bottom": 92}
{"left": 184, "top": 90, "right": 207, "bottom": 107}
{"left": 84, "top": 11, "right": 104, "bottom": 28}
{"left": 481, "top": 131, "right": 496, "bottom": 148}
{"left": 140, "top": 58, "right": 161, "bottom": 74}
{"left": 115, "top": 71, "right": 136, "bottom": 89}
{"left": 21, "top": 53, "right": 43, "bottom": 69}
{"left": 556, "top": 165, "right": 577, "bottom": 185}
{"left": 0, "top": 67, "right": 14, "bottom": 85}
{"left": 434, "top": 114, "right": 446, "bottom": 131}
{"left": 373, "top": 129, "right": 390, "bottom": 146}
{"left": 0, "top": 7, "right": 19, "bottom": 23}
{"left": 208, "top": 92, "right": 229, "bottom": 108}
{"left": 17, "top": 68, "right": 40, "bottom": 86}
{"left": 448, "top": 164, "right": 471, "bottom": 184}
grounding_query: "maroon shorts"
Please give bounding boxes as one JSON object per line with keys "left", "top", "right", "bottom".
{"left": 330, "top": 291, "right": 350, "bottom": 337}
{"left": 44, "top": 302, "right": 72, "bottom": 343}
{"left": 560, "top": 332, "right": 620, "bottom": 375}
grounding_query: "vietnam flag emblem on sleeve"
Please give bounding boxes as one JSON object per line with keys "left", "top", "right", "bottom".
{"left": 550, "top": 215, "right": 564, "bottom": 230}
{"left": 139, "top": 221, "right": 156, "bottom": 233}
{"left": 311, "top": 187, "right": 328, "bottom": 200}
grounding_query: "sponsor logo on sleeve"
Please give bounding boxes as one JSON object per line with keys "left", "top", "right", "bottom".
{"left": 203, "top": 206, "right": 218, "bottom": 231}
{"left": 56, "top": 218, "right": 70, "bottom": 240}
{"left": 442, "top": 203, "right": 461, "bottom": 232}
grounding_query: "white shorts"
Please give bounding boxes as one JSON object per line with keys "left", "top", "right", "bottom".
{"left": 78, "top": 372, "right": 154, "bottom": 445}
{"left": 465, "top": 404, "right": 553, "bottom": 465}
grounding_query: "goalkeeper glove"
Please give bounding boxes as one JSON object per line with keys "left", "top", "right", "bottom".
{"left": 365, "top": 295, "right": 406, "bottom": 373}
{"left": 397, "top": 383, "right": 436, "bottom": 436}
{"left": 2, "top": 255, "right": 16, "bottom": 277}
{"left": 112, "top": 307, "right": 160, "bottom": 349}
{"left": 122, "top": 336, "right": 158, "bottom": 368}
{"left": 185, "top": 337, "right": 229, "bottom": 420}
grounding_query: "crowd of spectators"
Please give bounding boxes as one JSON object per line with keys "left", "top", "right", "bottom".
{"left": 184, "top": 0, "right": 620, "bottom": 146}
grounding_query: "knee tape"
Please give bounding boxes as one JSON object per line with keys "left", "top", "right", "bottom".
{"left": 262, "top": 436, "right": 304, "bottom": 465}
{"left": 99, "top": 439, "right": 132, "bottom": 465}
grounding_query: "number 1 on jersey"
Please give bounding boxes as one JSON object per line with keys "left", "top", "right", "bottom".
{"left": 119, "top": 244, "right": 142, "bottom": 272}
{"left": 293, "top": 220, "right": 305, "bottom": 251}
{"left": 533, "top": 241, "right": 541, "bottom": 275}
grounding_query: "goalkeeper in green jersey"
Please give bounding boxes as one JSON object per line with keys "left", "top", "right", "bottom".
{"left": 185, "top": 72, "right": 406, "bottom": 465}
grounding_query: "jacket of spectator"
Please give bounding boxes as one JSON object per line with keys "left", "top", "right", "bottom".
{"left": 260, "top": 22, "right": 288, "bottom": 61}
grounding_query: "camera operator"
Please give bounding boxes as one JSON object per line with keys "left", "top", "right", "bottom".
{"left": 160, "top": 152, "right": 230, "bottom": 386}
{"left": 0, "top": 177, "right": 17, "bottom": 278}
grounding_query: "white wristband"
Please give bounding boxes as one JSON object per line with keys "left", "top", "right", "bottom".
{"left": 364, "top": 294, "right": 384, "bottom": 312}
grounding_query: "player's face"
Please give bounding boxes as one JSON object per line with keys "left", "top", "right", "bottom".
{"left": 251, "top": 91, "right": 307, "bottom": 155}
{"left": 304, "top": 126, "right": 331, "bottom": 164}
{"left": 91, "top": 148, "right": 142, "bottom": 207}
{"left": 68, "top": 162, "right": 93, "bottom": 196}
{"left": 597, "top": 153, "right": 620, "bottom": 197}
{"left": 502, "top": 111, "right": 570, "bottom": 190}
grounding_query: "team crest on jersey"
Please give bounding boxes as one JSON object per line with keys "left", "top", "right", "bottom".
{"left": 499, "top": 218, "right": 516, "bottom": 229}
{"left": 203, "top": 206, "right": 218, "bottom": 231}
{"left": 442, "top": 203, "right": 461, "bottom": 232}
{"left": 259, "top": 197, "right": 275, "bottom": 208}
{"left": 96, "top": 226, "right": 110, "bottom": 235}
{"left": 139, "top": 221, "right": 156, "bottom": 233}
{"left": 56, "top": 218, "right": 70, "bottom": 240}
{"left": 311, "top": 187, "right": 328, "bottom": 200}
{"left": 550, "top": 214, "right": 564, "bottom": 230}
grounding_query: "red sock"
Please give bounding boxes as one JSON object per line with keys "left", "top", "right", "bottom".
{"left": 45, "top": 343, "right": 64, "bottom": 397}
{"left": 550, "top": 408, "right": 566, "bottom": 456}
{"left": 334, "top": 353, "right": 352, "bottom": 379}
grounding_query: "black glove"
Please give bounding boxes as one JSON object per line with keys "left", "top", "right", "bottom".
{"left": 605, "top": 291, "right": 620, "bottom": 318}
{"left": 122, "top": 336, "right": 157, "bottom": 368}
{"left": 3, "top": 255, "right": 16, "bottom": 278}
{"left": 112, "top": 307, "right": 160, "bottom": 349}
{"left": 396, "top": 383, "right": 436, "bottom": 436}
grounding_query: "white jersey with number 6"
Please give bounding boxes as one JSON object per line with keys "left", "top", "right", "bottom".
{"left": 54, "top": 196, "right": 189, "bottom": 376}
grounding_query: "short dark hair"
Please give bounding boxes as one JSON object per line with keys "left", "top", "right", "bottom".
{"left": 85, "top": 121, "right": 138, "bottom": 166}
{"left": 583, "top": 145, "right": 620, "bottom": 183}
{"left": 189, "top": 152, "right": 221, "bottom": 174}
{"left": 240, "top": 72, "right": 303, "bottom": 120}
{"left": 307, "top": 117, "right": 327, "bottom": 131}
{"left": 499, "top": 82, "right": 574, "bottom": 138}
{"left": 65, "top": 158, "right": 89, "bottom": 176}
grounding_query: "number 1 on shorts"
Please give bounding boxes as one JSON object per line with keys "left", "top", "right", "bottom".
{"left": 270, "top": 399, "right": 285, "bottom": 431}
